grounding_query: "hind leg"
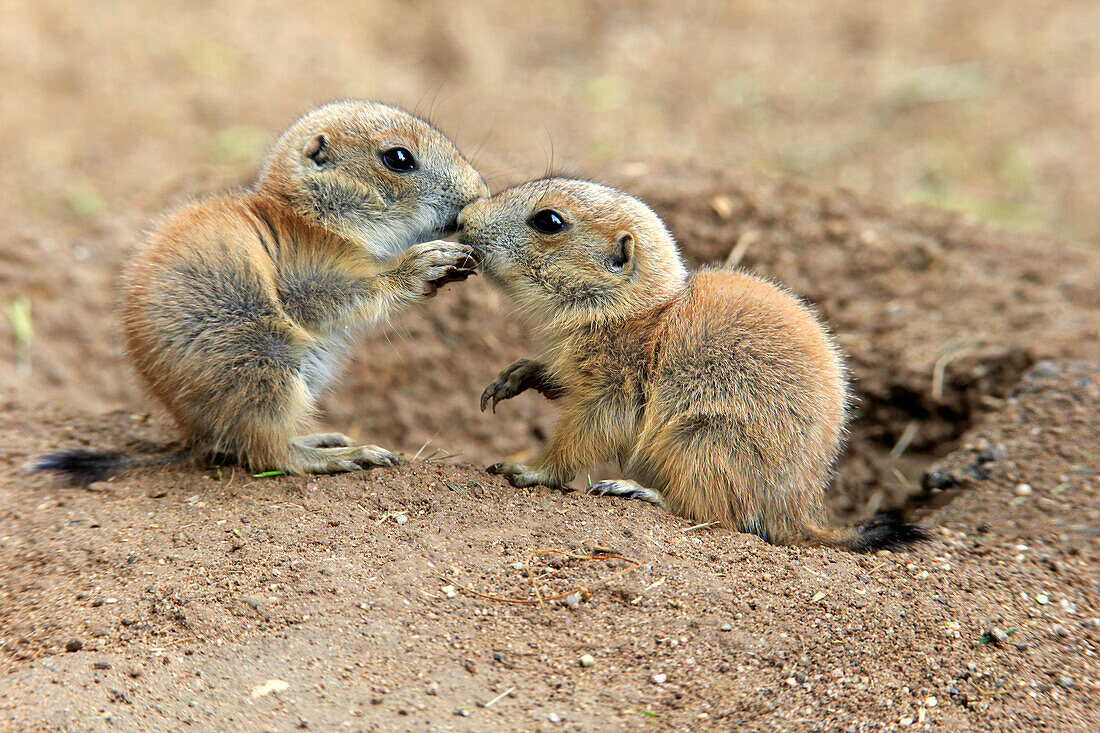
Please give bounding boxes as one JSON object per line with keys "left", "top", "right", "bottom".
{"left": 225, "top": 374, "right": 399, "bottom": 474}
{"left": 627, "top": 416, "right": 770, "bottom": 534}
{"left": 202, "top": 384, "right": 400, "bottom": 475}
{"left": 294, "top": 432, "right": 356, "bottom": 448}
{"left": 286, "top": 439, "right": 400, "bottom": 473}
{"left": 164, "top": 323, "right": 399, "bottom": 474}
{"left": 587, "top": 479, "right": 666, "bottom": 507}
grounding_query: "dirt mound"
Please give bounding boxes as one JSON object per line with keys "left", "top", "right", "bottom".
{"left": 10, "top": 163, "right": 1098, "bottom": 522}
{"left": 1, "top": 164, "right": 1099, "bottom": 730}
{"left": 1, "top": 362, "right": 1097, "bottom": 731}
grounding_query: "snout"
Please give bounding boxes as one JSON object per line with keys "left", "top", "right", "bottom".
{"left": 457, "top": 193, "right": 488, "bottom": 231}
{"left": 438, "top": 177, "right": 488, "bottom": 237}
{"left": 456, "top": 197, "right": 490, "bottom": 238}
{"left": 457, "top": 197, "right": 499, "bottom": 271}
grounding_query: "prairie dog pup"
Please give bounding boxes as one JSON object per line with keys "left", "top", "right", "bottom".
{"left": 459, "top": 178, "right": 926, "bottom": 551}
{"left": 36, "top": 101, "right": 488, "bottom": 483}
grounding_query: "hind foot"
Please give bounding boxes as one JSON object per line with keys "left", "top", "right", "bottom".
{"left": 587, "top": 479, "right": 666, "bottom": 508}
{"left": 295, "top": 432, "right": 358, "bottom": 449}
{"left": 286, "top": 440, "right": 401, "bottom": 474}
{"left": 486, "top": 462, "right": 566, "bottom": 490}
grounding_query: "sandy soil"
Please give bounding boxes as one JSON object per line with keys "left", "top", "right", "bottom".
{"left": 2, "top": 166, "right": 1098, "bottom": 731}
{"left": 0, "top": 360, "right": 1097, "bottom": 732}
{"left": 2, "top": 2, "right": 1099, "bottom": 731}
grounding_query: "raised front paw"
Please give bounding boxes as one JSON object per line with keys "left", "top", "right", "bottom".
{"left": 480, "top": 359, "right": 542, "bottom": 413}
{"left": 400, "top": 240, "right": 476, "bottom": 297}
{"left": 486, "top": 461, "right": 559, "bottom": 489}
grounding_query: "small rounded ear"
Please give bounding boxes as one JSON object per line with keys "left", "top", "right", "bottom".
{"left": 304, "top": 133, "right": 330, "bottom": 168}
{"left": 610, "top": 233, "right": 634, "bottom": 273}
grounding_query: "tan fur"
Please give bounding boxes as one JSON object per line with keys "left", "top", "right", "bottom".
{"left": 460, "top": 178, "right": 871, "bottom": 548}
{"left": 119, "top": 100, "right": 487, "bottom": 474}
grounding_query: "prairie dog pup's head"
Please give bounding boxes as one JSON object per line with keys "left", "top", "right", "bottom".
{"left": 458, "top": 178, "right": 688, "bottom": 325}
{"left": 258, "top": 100, "right": 488, "bottom": 259}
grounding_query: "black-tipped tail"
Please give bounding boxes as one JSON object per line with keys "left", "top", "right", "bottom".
{"left": 847, "top": 512, "right": 932, "bottom": 553}
{"left": 29, "top": 448, "right": 188, "bottom": 487}
{"left": 29, "top": 449, "right": 133, "bottom": 486}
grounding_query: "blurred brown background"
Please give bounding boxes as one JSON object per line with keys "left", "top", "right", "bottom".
{"left": 2, "top": 0, "right": 1098, "bottom": 412}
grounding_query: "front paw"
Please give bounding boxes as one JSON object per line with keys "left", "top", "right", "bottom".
{"left": 487, "top": 461, "right": 555, "bottom": 489}
{"left": 400, "top": 240, "right": 476, "bottom": 297}
{"left": 480, "top": 359, "right": 540, "bottom": 412}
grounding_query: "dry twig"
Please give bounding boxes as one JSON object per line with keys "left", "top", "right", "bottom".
{"left": 725, "top": 230, "right": 760, "bottom": 268}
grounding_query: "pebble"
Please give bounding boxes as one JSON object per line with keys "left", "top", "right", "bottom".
{"left": 651, "top": 673, "right": 667, "bottom": 684}
{"left": 394, "top": 514, "right": 408, "bottom": 525}
{"left": 1035, "top": 593, "right": 1050, "bottom": 605}
{"left": 978, "top": 446, "right": 1004, "bottom": 462}
{"left": 900, "top": 716, "right": 914, "bottom": 726}
{"left": 710, "top": 195, "right": 735, "bottom": 220}
{"left": 720, "top": 624, "right": 733, "bottom": 632}
{"left": 563, "top": 594, "right": 581, "bottom": 608}
{"left": 548, "top": 712, "right": 562, "bottom": 724}
{"left": 250, "top": 679, "right": 288, "bottom": 698}
{"left": 454, "top": 708, "right": 470, "bottom": 717}
{"left": 1015, "top": 483, "right": 1033, "bottom": 496}
{"left": 442, "top": 585, "right": 458, "bottom": 599}
{"left": 93, "top": 661, "right": 111, "bottom": 670}
{"left": 1057, "top": 676, "right": 1075, "bottom": 689}
{"left": 65, "top": 639, "right": 83, "bottom": 653}
{"left": 579, "top": 654, "right": 595, "bottom": 667}
{"left": 925, "top": 696, "right": 937, "bottom": 707}
{"left": 990, "top": 627, "right": 1009, "bottom": 643}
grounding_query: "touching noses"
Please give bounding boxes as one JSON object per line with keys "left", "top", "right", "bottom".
{"left": 456, "top": 197, "right": 489, "bottom": 231}
{"left": 473, "top": 175, "right": 490, "bottom": 201}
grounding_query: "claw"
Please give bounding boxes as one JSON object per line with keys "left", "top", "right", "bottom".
{"left": 588, "top": 480, "right": 611, "bottom": 496}
{"left": 425, "top": 267, "right": 476, "bottom": 296}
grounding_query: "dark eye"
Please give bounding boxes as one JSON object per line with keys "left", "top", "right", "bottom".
{"left": 528, "top": 209, "right": 567, "bottom": 234}
{"left": 380, "top": 147, "right": 417, "bottom": 172}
